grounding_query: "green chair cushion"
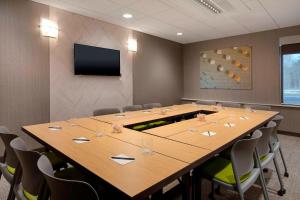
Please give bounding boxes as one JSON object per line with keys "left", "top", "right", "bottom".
{"left": 260, "top": 154, "right": 268, "bottom": 161}
{"left": 42, "top": 151, "right": 66, "bottom": 170}
{"left": 132, "top": 124, "right": 148, "bottom": 131}
{"left": 7, "top": 165, "right": 16, "bottom": 175}
{"left": 201, "top": 157, "right": 251, "bottom": 185}
{"left": 148, "top": 121, "right": 168, "bottom": 128}
{"left": 23, "top": 190, "right": 38, "bottom": 200}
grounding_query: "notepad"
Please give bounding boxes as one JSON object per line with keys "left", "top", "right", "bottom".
{"left": 110, "top": 154, "right": 135, "bottom": 165}
{"left": 240, "top": 116, "right": 249, "bottom": 120}
{"left": 224, "top": 123, "right": 236, "bottom": 127}
{"left": 73, "top": 137, "right": 90, "bottom": 144}
{"left": 48, "top": 125, "right": 62, "bottom": 131}
{"left": 201, "top": 131, "right": 216, "bottom": 137}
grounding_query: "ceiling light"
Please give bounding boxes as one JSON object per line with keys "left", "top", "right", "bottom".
{"left": 177, "top": 32, "right": 183, "bottom": 36}
{"left": 194, "top": 0, "right": 222, "bottom": 14}
{"left": 123, "top": 13, "right": 133, "bottom": 19}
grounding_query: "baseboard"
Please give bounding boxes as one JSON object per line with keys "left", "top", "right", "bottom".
{"left": 278, "top": 130, "right": 300, "bottom": 137}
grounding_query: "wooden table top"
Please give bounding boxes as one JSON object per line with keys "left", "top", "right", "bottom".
{"left": 68, "top": 118, "right": 211, "bottom": 164}
{"left": 22, "top": 103, "right": 278, "bottom": 199}
{"left": 22, "top": 121, "right": 188, "bottom": 199}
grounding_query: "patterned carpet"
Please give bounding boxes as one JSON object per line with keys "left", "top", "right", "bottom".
{"left": 0, "top": 134, "right": 299, "bottom": 200}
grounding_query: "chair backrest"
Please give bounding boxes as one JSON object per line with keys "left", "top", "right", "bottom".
{"left": 195, "top": 100, "right": 216, "bottom": 105}
{"left": 10, "top": 137, "right": 43, "bottom": 196}
{"left": 256, "top": 121, "right": 276, "bottom": 156}
{"left": 231, "top": 130, "right": 262, "bottom": 179}
{"left": 0, "top": 126, "right": 18, "bottom": 168}
{"left": 250, "top": 105, "right": 271, "bottom": 111}
{"left": 123, "top": 105, "right": 143, "bottom": 112}
{"left": 93, "top": 108, "right": 120, "bottom": 116}
{"left": 272, "top": 115, "right": 283, "bottom": 131}
{"left": 143, "top": 103, "right": 162, "bottom": 109}
{"left": 220, "top": 102, "right": 241, "bottom": 108}
{"left": 37, "top": 155, "right": 99, "bottom": 200}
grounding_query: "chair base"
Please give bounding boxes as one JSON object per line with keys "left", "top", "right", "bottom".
{"left": 277, "top": 188, "right": 286, "bottom": 196}
{"left": 284, "top": 172, "right": 289, "bottom": 177}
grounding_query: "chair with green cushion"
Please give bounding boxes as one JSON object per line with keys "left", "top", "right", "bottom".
{"left": 143, "top": 103, "right": 162, "bottom": 109}
{"left": 37, "top": 155, "right": 100, "bottom": 200}
{"left": 0, "top": 126, "right": 19, "bottom": 200}
{"left": 132, "top": 124, "right": 149, "bottom": 131}
{"left": 257, "top": 121, "right": 286, "bottom": 196}
{"left": 196, "top": 130, "right": 269, "bottom": 200}
{"left": 148, "top": 121, "right": 168, "bottom": 128}
{"left": 93, "top": 108, "right": 120, "bottom": 116}
{"left": 123, "top": 105, "right": 143, "bottom": 112}
{"left": 10, "top": 137, "right": 45, "bottom": 200}
{"left": 271, "top": 115, "right": 289, "bottom": 177}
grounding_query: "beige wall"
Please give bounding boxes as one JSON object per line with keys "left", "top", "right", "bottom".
{"left": 183, "top": 26, "right": 300, "bottom": 133}
{"left": 49, "top": 7, "right": 134, "bottom": 121}
{"left": 133, "top": 32, "right": 183, "bottom": 106}
{"left": 0, "top": 0, "right": 50, "bottom": 150}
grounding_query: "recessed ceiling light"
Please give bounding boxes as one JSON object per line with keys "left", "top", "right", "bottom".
{"left": 123, "top": 13, "right": 133, "bottom": 19}
{"left": 177, "top": 32, "right": 183, "bottom": 36}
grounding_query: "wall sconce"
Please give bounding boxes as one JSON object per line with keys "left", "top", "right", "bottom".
{"left": 40, "top": 18, "right": 58, "bottom": 38}
{"left": 127, "top": 38, "right": 137, "bottom": 52}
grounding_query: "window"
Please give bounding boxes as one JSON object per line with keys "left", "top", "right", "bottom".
{"left": 281, "top": 43, "right": 300, "bottom": 105}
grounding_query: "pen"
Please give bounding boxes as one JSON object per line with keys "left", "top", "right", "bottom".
{"left": 111, "top": 156, "right": 135, "bottom": 160}
{"left": 73, "top": 138, "right": 90, "bottom": 141}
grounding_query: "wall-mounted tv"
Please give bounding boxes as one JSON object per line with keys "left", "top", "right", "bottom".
{"left": 74, "top": 43, "right": 121, "bottom": 76}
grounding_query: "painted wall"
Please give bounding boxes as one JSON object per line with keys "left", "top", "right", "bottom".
{"left": 183, "top": 26, "right": 300, "bottom": 133}
{"left": 133, "top": 32, "right": 183, "bottom": 106}
{"left": 49, "top": 7, "right": 134, "bottom": 121}
{"left": 0, "top": 0, "right": 50, "bottom": 150}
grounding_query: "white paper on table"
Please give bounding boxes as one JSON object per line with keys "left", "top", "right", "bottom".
{"left": 240, "top": 116, "right": 249, "bottom": 120}
{"left": 201, "top": 131, "right": 216, "bottom": 137}
{"left": 224, "top": 123, "right": 236, "bottom": 127}
{"left": 73, "top": 137, "right": 90, "bottom": 144}
{"left": 110, "top": 154, "right": 135, "bottom": 165}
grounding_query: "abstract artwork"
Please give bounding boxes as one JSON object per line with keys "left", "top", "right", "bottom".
{"left": 200, "top": 46, "right": 252, "bottom": 89}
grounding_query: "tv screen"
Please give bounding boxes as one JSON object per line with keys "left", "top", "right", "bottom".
{"left": 74, "top": 43, "right": 121, "bottom": 76}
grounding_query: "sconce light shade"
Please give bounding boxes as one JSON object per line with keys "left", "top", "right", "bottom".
{"left": 128, "top": 38, "right": 137, "bottom": 52}
{"left": 40, "top": 18, "right": 58, "bottom": 38}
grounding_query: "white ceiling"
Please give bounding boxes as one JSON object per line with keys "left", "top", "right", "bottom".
{"left": 32, "top": 0, "right": 300, "bottom": 44}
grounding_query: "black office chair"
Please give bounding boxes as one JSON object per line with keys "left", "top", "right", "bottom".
{"left": 10, "top": 137, "right": 45, "bottom": 200}
{"left": 93, "top": 108, "right": 120, "bottom": 116}
{"left": 143, "top": 103, "right": 162, "bottom": 109}
{"left": 37, "top": 155, "right": 100, "bottom": 200}
{"left": 123, "top": 105, "right": 143, "bottom": 112}
{"left": 0, "top": 126, "right": 19, "bottom": 200}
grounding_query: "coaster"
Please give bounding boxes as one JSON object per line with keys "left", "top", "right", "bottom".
{"left": 201, "top": 131, "right": 216, "bottom": 136}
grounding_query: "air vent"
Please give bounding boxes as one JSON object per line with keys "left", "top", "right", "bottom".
{"left": 193, "top": 0, "right": 222, "bottom": 14}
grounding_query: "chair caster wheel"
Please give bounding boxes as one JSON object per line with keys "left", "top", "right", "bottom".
{"left": 263, "top": 168, "right": 269, "bottom": 173}
{"left": 284, "top": 172, "right": 289, "bottom": 177}
{"left": 277, "top": 189, "right": 286, "bottom": 196}
{"left": 208, "top": 193, "right": 215, "bottom": 200}
{"left": 215, "top": 187, "right": 221, "bottom": 195}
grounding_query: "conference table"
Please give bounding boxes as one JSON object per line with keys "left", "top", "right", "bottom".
{"left": 22, "top": 103, "right": 278, "bottom": 200}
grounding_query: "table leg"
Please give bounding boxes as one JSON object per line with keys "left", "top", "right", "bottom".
{"left": 182, "top": 172, "right": 192, "bottom": 200}
{"left": 151, "top": 189, "right": 163, "bottom": 200}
